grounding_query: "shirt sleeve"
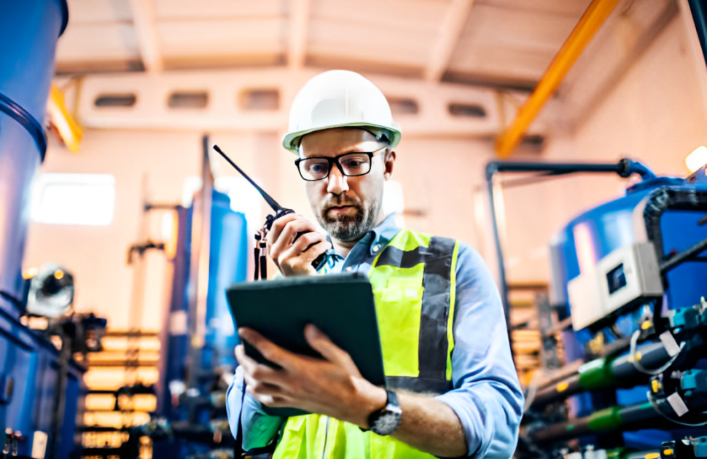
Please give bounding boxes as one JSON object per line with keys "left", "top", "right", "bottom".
{"left": 226, "top": 366, "right": 284, "bottom": 451}
{"left": 435, "top": 243, "right": 524, "bottom": 458}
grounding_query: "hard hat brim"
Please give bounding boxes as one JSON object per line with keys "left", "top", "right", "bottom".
{"left": 282, "top": 122, "right": 401, "bottom": 155}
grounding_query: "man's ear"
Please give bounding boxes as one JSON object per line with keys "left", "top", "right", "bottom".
{"left": 383, "top": 149, "right": 396, "bottom": 180}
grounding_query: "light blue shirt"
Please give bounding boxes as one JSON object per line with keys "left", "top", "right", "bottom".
{"left": 226, "top": 214, "right": 523, "bottom": 458}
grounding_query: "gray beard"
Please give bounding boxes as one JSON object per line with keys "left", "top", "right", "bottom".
{"left": 317, "top": 200, "right": 381, "bottom": 243}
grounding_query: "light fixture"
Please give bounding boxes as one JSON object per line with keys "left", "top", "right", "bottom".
{"left": 22, "top": 267, "right": 38, "bottom": 280}
{"left": 26, "top": 263, "right": 75, "bottom": 318}
{"left": 686, "top": 146, "right": 707, "bottom": 173}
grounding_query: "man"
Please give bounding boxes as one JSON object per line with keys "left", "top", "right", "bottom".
{"left": 227, "top": 70, "right": 523, "bottom": 458}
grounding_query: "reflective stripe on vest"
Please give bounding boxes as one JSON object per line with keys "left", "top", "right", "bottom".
{"left": 273, "top": 229, "right": 460, "bottom": 459}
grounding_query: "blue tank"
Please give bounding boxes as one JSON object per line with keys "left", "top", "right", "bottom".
{"left": 0, "top": 0, "right": 68, "bottom": 316}
{"left": 157, "top": 191, "right": 247, "bottom": 432}
{"left": 203, "top": 191, "right": 248, "bottom": 371}
{"left": 0, "top": 2, "right": 86, "bottom": 457}
{"left": 551, "top": 174, "right": 707, "bottom": 340}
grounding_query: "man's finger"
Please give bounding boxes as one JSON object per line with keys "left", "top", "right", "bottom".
{"left": 279, "top": 233, "right": 330, "bottom": 266}
{"left": 235, "top": 344, "right": 258, "bottom": 372}
{"left": 237, "top": 346, "right": 287, "bottom": 386}
{"left": 268, "top": 213, "right": 300, "bottom": 248}
{"left": 244, "top": 372, "right": 283, "bottom": 395}
{"left": 304, "top": 324, "right": 361, "bottom": 376}
{"left": 269, "top": 218, "right": 319, "bottom": 259}
{"left": 254, "top": 393, "right": 290, "bottom": 408}
{"left": 239, "top": 327, "right": 295, "bottom": 369}
{"left": 292, "top": 231, "right": 326, "bottom": 253}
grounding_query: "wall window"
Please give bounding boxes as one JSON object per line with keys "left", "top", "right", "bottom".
{"left": 30, "top": 173, "right": 116, "bottom": 226}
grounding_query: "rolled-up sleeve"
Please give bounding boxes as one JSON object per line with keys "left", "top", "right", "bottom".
{"left": 226, "top": 366, "right": 284, "bottom": 451}
{"left": 435, "top": 243, "right": 524, "bottom": 458}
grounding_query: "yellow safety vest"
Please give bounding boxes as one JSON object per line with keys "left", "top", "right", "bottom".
{"left": 273, "top": 229, "right": 460, "bottom": 459}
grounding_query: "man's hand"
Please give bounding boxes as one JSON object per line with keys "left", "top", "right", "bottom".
{"left": 235, "top": 325, "right": 387, "bottom": 427}
{"left": 267, "top": 214, "right": 331, "bottom": 277}
{"left": 235, "top": 326, "right": 468, "bottom": 457}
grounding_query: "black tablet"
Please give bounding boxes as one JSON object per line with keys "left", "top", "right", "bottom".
{"left": 225, "top": 272, "right": 386, "bottom": 417}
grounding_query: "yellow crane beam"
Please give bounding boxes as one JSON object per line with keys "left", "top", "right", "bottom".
{"left": 48, "top": 83, "right": 83, "bottom": 153}
{"left": 495, "top": 0, "right": 620, "bottom": 158}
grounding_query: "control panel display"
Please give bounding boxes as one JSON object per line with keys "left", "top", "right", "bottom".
{"left": 606, "top": 263, "right": 627, "bottom": 295}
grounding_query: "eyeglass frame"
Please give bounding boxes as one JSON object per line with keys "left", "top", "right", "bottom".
{"left": 293, "top": 146, "right": 388, "bottom": 182}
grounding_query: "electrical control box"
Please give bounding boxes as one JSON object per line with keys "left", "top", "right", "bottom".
{"left": 568, "top": 242, "right": 664, "bottom": 330}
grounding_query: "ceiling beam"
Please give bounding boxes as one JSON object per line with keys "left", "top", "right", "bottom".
{"left": 495, "top": 0, "right": 620, "bottom": 158}
{"left": 288, "top": 0, "right": 312, "bottom": 69}
{"left": 425, "top": 0, "right": 476, "bottom": 82}
{"left": 129, "top": 0, "right": 163, "bottom": 73}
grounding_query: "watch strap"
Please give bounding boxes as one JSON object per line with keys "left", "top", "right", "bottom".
{"left": 367, "top": 389, "right": 402, "bottom": 436}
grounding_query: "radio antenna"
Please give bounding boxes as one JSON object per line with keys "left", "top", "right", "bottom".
{"left": 212, "top": 144, "right": 284, "bottom": 212}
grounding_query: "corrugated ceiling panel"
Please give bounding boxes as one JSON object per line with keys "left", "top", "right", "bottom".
{"left": 159, "top": 18, "right": 286, "bottom": 56}
{"left": 66, "top": 0, "right": 133, "bottom": 24}
{"left": 56, "top": 23, "right": 140, "bottom": 61}
{"left": 307, "top": 18, "right": 435, "bottom": 68}
{"left": 447, "top": 3, "right": 580, "bottom": 80}
{"left": 153, "top": 0, "right": 287, "bottom": 20}
{"left": 311, "top": 0, "right": 449, "bottom": 31}
{"left": 476, "top": 0, "right": 591, "bottom": 17}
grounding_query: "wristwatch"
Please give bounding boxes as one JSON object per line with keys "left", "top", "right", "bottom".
{"left": 367, "top": 390, "right": 402, "bottom": 436}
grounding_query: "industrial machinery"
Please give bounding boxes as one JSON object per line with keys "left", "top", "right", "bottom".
{"left": 151, "top": 138, "right": 248, "bottom": 457}
{"left": 83, "top": 137, "right": 249, "bottom": 458}
{"left": 487, "top": 160, "right": 707, "bottom": 459}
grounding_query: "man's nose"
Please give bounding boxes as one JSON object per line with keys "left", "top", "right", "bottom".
{"left": 327, "top": 166, "right": 349, "bottom": 194}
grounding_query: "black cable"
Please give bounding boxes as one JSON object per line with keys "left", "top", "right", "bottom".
{"left": 660, "top": 236, "right": 707, "bottom": 274}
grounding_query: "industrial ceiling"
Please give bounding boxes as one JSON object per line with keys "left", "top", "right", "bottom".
{"left": 57, "top": 0, "right": 592, "bottom": 89}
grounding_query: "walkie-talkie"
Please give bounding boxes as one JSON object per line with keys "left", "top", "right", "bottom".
{"left": 212, "top": 145, "right": 327, "bottom": 280}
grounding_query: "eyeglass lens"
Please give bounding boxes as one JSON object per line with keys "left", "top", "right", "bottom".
{"left": 298, "top": 153, "right": 372, "bottom": 181}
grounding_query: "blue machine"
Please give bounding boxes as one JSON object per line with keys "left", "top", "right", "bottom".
{"left": 0, "top": 1, "right": 88, "bottom": 458}
{"left": 487, "top": 160, "right": 707, "bottom": 458}
{"left": 150, "top": 140, "right": 248, "bottom": 457}
{"left": 549, "top": 168, "right": 707, "bottom": 449}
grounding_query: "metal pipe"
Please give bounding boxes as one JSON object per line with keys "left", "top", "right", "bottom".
{"left": 530, "top": 401, "right": 664, "bottom": 444}
{"left": 530, "top": 341, "right": 670, "bottom": 409}
{"left": 495, "top": 0, "right": 621, "bottom": 157}
{"left": 484, "top": 159, "right": 654, "bottom": 348}
{"left": 660, "top": 236, "right": 707, "bottom": 274}
{"left": 186, "top": 135, "right": 214, "bottom": 394}
{"left": 50, "top": 330, "right": 72, "bottom": 459}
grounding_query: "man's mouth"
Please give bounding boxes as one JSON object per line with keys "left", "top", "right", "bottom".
{"left": 327, "top": 205, "right": 356, "bottom": 215}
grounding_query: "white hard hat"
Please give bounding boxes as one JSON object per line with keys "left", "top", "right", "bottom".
{"left": 282, "top": 70, "right": 401, "bottom": 154}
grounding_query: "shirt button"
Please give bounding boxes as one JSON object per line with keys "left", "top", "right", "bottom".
{"left": 346, "top": 266, "right": 353, "bottom": 272}
{"left": 373, "top": 245, "right": 380, "bottom": 253}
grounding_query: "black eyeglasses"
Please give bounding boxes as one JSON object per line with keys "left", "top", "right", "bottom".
{"left": 294, "top": 146, "right": 387, "bottom": 181}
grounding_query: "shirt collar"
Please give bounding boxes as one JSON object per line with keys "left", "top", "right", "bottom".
{"left": 320, "top": 213, "right": 402, "bottom": 266}
{"left": 368, "top": 212, "right": 401, "bottom": 256}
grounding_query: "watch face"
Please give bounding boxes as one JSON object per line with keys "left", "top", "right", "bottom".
{"left": 371, "top": 410, "right": 402, "bottom": 436}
